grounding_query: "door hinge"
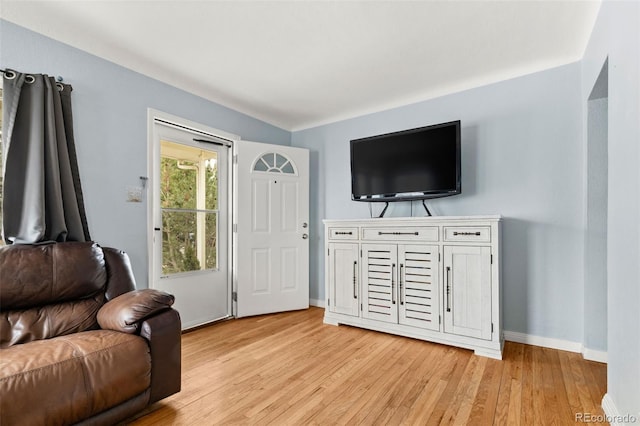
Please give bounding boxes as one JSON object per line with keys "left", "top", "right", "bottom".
{"left": 360, "top": 249, "right": 362, "bottom": 257}
{"left": 491, "top": 254, "right": 493, "bottom": 264}
{"left": 439, "top": 315, "right": 442, "bottom": 324}
{"left": 328, "top": 248, "right": 330, "bottom": 256}
{"left": 491, "top": 323, "right": 494, "bottom": 333}
{"left": 233, "top": 224, "right": 238, "bottom": 233}
{"left": 233, "top": 154, "right": 238, "bottom": 164}
{"left": 360, "top": 303, "right": 363, "bottom": 311}
{"left": 232, "top": 291, "right": 237, "bottom": 302}
{"left": 327, "top": 298, "right": 330, "bottom": 306}
{"left": 439, "top": 252, "right": 441, "bottom": 262}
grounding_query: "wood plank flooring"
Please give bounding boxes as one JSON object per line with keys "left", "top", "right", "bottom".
{"left": 130, "top": 307, "right": 607, "bottom": 425}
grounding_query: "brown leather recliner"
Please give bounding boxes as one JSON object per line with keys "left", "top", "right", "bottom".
{"left": 0, "top": 242, "right": 181, "bottom": 425}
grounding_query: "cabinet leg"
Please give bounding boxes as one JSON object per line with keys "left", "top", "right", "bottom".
{"left": 473, "top": 348, "right": 503, "bottom": 360}
{"left": 323, "top": 316, "right": 339, "bottom": 326}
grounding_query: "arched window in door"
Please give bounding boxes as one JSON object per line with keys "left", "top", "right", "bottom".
{"left": 252, "top": 152, "right": 297, "bottom": 175}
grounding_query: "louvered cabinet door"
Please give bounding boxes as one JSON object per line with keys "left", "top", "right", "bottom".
{"left": 361, "top": 244, "right": 398, "bottom": 323}
{"left": 398, "top": 245, "right": 440, "bottom": 331}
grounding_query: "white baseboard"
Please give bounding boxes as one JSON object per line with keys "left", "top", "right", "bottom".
{"left": 503, "top": 331, "right": 607, "bottom": 363}
{"left": 309, "top": 298, "right": 325, "bottom": 308}
{"left": 582, "top": 347, "right": 607, "bottom": 363}
{"left": 504, "top": 330, "right": 583, "bottom": 352}
{"left": 601, "top": 393, "right": 628, "bottom": 426}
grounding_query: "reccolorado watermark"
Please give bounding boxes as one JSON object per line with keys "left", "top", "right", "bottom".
{"left": 576, "top": 412, "right": 639, "bottom": 423}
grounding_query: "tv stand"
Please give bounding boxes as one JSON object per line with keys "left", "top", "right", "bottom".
{"left": 422, "top": 200, "right": 432, "bottom": 216}
{"left": 378, "top": 202, "right": 390, "bottom": 218}
{"left": 323, "top": 215, "right": 503, "bottom": 359}
{"left": 375, "top": 200, "right": 432, "bottom": 218}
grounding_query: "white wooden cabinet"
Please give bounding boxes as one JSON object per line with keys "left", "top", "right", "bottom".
{"left": 324, "top": 216, "right": 503, "bottom": 359}
{"left": 360, "top": 244, "right": 440, "bottom": 331}
{"left": 443, "top": 245, "right": 492, "bottom": 340}
{"left": 361, "top": 244, "right": 397, "bottom": 323}
{"left": 398, "top": 245, "right": 440, "bottom": 331}
{"left": 327, "top": 243, "right": 360, "bottom": 317}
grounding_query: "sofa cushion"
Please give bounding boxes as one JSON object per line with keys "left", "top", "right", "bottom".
{"left": 0, "top": 295, "right": 104, "bottom": 348}
{"left": 0, "top": 330, "right": 151, "bottom": 425}
{"left": 0, "top": 242, "right": 106, "bottom": 311}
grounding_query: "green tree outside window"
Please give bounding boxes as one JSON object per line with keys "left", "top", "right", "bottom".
{"left": 160, "top": 141, "right": 218, "bottom": 275}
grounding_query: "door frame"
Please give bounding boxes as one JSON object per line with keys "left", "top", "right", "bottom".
{"left": 147, "top": 109, "right": 238, "bottom": 322}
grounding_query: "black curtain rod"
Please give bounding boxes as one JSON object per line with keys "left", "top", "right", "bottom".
{"left": 1, "top": 69, "right": 64, "bottom": 82}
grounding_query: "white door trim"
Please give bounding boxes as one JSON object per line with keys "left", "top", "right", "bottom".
{"left": 146, "top": 109, "right": 239, "bottom": 323}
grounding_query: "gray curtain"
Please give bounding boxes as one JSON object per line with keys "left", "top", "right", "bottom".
{"left": 1, "top": 69, "right": 90, "bottom": 244}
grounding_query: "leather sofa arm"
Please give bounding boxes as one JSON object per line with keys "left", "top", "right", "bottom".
{"left": 140, "top": 309, "right": 182, "bottom": 403}
{"left": 97, "top": 289, "right": 175, "bottom": 333}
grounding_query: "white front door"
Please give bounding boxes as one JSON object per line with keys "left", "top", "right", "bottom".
{"left": 234, "top": 141, "right": 309, "bottom": 317}
{"left": 150, "top": 120, "right": 232, "bottom": 329}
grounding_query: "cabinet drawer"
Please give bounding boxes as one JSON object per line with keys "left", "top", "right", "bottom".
{"left": 329, "top": 227, "right": 359, "bottom": 240}
{"left": 362, "top": 227, "right": 438, "bottom": 241}
{"left": 443, "top": 226, "right": 491, "bottom": 242}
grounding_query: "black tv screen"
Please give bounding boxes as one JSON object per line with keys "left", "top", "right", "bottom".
{"left": 350, "top": 120, "right": 461, "bottom": 202}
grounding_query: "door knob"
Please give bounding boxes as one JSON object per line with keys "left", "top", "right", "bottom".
{"left": 302, "top": 234, "right": 309, "bottom": 239}
{"left": 302, "top": 222, "right": 308, "bottom": 228}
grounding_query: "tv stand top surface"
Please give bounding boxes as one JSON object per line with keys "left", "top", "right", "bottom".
{"left": 323, "top": 215, "right": 501, "bottom": 225}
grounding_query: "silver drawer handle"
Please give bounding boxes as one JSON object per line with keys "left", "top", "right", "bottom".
{"left": 399, "top": 263, "right": 404, "bottom": 306}
{"left": 378, "top": 231, "right": 419, "bottom": 236}
{"left": 335, "top": 231, "right": 353, "bottom": 235}
{"left": 446, "top": 266, "right": 452, "bottom": 312}
{"left": 453, "top": 231, "right": 481, "bottom": 236}
{"left": 391, "top": 263, "right": 396, "bottom": 304}
{"left": 353, "top": 261, "right": 358, "bottom": 299}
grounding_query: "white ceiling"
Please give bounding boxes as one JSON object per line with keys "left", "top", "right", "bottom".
{"left": 1, "top": 1, "right": 601, "bottom": 131}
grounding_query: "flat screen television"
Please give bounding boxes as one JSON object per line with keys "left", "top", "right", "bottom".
{"left": 350, "top": 120, "right": 461, "bottom": 202}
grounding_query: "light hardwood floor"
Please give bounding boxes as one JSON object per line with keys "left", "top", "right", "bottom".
{"left": 131, "top": 307, "right": 607, "bottom": 425}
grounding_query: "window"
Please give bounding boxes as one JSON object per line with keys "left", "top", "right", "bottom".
{"left": 160, "top": 140, "right": 218, "bottom": 275}
{"left": 253, "top": 152, "right": 296, "bottom": 174}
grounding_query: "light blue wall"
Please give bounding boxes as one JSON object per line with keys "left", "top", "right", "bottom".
{"left": 582, "top": 0, "right": 640, "bottom": 418}
{"left": 292, "top": 63, "right": 586, "bottom": 343}
{"left": 0, "top": 20, "right": 291, "bottom": 287}
{"left": 584, "top": 95, "right": 607, "bottom": 353}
